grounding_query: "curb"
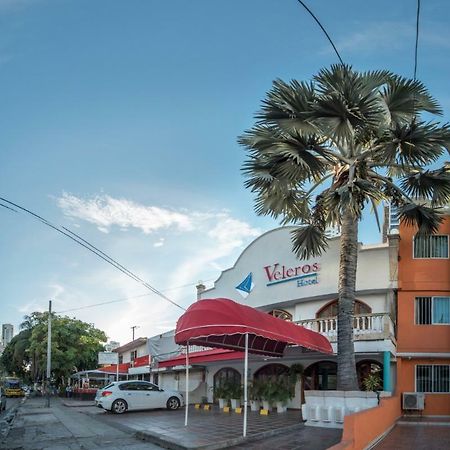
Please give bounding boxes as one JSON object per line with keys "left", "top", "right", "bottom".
{"left": 134, "top": 422, "right": 303, "bottom": 450}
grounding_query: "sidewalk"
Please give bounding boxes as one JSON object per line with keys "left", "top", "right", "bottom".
{"left": 0, "top": 396, "right": 160, "bottom": 450}
{"left": 373, "top": 418, "right": 450, "bottom": 450}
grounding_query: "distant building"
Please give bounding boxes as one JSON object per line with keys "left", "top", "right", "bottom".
{"left": 2, "top": 324, "right": 14, "bottom": 346}
{"left": 105, "top": 341, "right": 120, "bottom": 352}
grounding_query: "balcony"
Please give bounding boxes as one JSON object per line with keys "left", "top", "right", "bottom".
{"left": 296, "top": 313, "right": 396, "bottom": 343}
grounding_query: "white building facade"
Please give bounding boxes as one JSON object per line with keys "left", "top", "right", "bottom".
{"left": 155, "top": 226, "right": 398, "bottom": 408}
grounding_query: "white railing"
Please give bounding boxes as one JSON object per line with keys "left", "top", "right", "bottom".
{"left": 296, "top": 313, "right": 395, "bottom": 342}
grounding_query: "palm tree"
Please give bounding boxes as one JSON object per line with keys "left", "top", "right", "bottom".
{"left": 239, "top": 65, "right": 450, "bottom": 390}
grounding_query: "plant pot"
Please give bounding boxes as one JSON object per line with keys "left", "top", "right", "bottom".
{"left": 218, "top": 398, "right": 226, "bottom": 409}
{"left": 262, "top": 400, "right": 271, "bottom": 411}
{"left": 230, "top": 398, "right": 241, "bottom": 409}
{"left": 276, "top": 401, "right": 287, "bottom": 413}
{"left": 250, "top": 400, "right": 260, "bottom": 411}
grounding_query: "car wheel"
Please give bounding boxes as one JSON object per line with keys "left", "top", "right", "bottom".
{"left": 166, "top": 396, "right": 180, "bottom": 410}
{"left": 111, "top": 399, "right": 128, "bottom": 414}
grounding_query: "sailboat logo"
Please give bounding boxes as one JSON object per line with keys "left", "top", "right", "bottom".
{"left": 236, "top": 273, "right": 254, "bottom": 298}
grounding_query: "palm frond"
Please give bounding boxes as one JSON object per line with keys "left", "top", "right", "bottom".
{"left": 397, "top": 202, "right": 443, "bottom": 235}
{"left": 399, "top": 166, "right": 450, "bottom": 206}
{"left": 291, "top": 225, "right": 328, "bottom": 259}
{"left": 375, "top": 121, "right": 450, "bottom": 166}
{"left": 382, "top": 76, "right": 442, "bottom": 124}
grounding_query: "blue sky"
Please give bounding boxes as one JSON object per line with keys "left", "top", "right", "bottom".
{"left": 1, "top": 0, "right": 449, "bottom": 345}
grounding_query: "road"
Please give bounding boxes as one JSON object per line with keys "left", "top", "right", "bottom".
{"left": 2, "top": 397, "right": 21, "bottom": 415}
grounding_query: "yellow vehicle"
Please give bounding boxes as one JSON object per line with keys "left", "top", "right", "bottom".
{"left": 2, "top": 377, "right": 24, "bottom": 397}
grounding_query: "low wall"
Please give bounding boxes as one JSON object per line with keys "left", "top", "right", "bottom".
{"left": 329, "top": 394, "right": 401, "bottom": 450}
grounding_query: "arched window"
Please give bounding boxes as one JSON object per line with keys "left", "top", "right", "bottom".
{"left": 303, "top": 361, "right": 337, "bottom": 390}
{"left": 268, "top": 309, "right": 293, "bottom": 321}
{"left": 254, "top": 363, "right": 289, "bottom": 382}
{"left": 316, "top": 300, "right": 371, "bottom": 318}
{"left": 213, "top": 367, "right": 241, "bottom": 396}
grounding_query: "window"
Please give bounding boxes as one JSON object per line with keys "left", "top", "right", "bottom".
{"left": 268, "top": 309, "right": 293, "bottom": 321}
{"left": 414, "top": 235, "right": 449, "bottom": 258}
{"left": 316, "top": 300, "right": 371, "bottom": 318}
{"left": 416, "top": 365, "right": 450, "bottom": 393}
{"left": 130, "top": 350, "right": 137, "bottom": 361}
{"left": 415, "top": 297, "right": 450, "bottom": 324}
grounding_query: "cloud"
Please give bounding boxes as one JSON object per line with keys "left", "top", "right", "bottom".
{"left": 50, "top": 192, "right": 263, "bottom": 343}
{"left": 334, "top": 22, "right": 413, "bottom": 54}
{"left": 57, "top": 192, "right": 193, "bottom": 234}
{"left": 153, "top": 238, "right": 165, "bottom": 248}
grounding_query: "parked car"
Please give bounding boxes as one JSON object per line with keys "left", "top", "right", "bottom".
{"left": 95, "top": 381, "right": 184, "bottom": 414}
{"left": 0, "top": 387, "right": 7, "bottom": 412}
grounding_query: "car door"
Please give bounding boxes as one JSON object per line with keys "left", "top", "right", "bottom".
{"left": 118, "top": 382, "right": 141, "bottom": 410}
{"left": 137, "top": 382, "right": 166, "bottom": 409}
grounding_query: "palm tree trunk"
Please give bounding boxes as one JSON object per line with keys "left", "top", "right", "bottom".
{"left": 337, "top": 212, "right": 359, "bottom": 390}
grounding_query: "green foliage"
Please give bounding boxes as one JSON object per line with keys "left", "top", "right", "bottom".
{"left": 0, "top": 312, "right": 107, "bottom": 386}
{"left": 362, "top": 373, "right": 382, "bottom": 392}
{"left": 248, "top": 379, "right": 263, "bottom": 401}
{"left": 239, "top": 64, "right": 450, "bottom": 259}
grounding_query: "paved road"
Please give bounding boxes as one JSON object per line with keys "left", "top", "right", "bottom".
{"left": 0, "top": 396, "right": 161, "bottom": 450}
{"left": 1, "top": 396, "right": 21, "bottom": 415}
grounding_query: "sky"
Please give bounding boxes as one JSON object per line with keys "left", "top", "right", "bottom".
{"left": 1, "top": 0, "right": 449, "bottom": 346}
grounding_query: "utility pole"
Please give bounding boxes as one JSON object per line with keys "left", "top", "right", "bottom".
{"left": 46, "top": 300, "right": 52, "bottom": 408}
{"left": 131, "top": 325, "right": 140, "bottom": 341}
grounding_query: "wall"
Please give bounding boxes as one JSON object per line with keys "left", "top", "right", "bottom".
{"left": 201, "top": 227, "right": 392, "bottom": 313}
{"left": 397, "top": 357, "right": 450, "bottom": 416}
{"left": 329, "top": 394, "right": 402, "bottom": 450}
{"left": 396, "top": 216, "right": 450, "bottom": 416}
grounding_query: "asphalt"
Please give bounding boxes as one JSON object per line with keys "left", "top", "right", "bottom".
{"left": 1, "top": 396, "right": 343, "bottom": 450}
{"left": 0, "top": 396, "right": 160, "bottom": 450}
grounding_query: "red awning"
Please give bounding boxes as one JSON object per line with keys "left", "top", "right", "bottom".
{"left": 159, "top": 348, "right": 244, "bottom": 368}
{"left": 175, "top": 298, "right": 332, "bottom": 357}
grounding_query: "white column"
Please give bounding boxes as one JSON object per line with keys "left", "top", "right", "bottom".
{"left": 243, "top": 333, "right": 249, "bottom": 438}
{"left": 184, "top": 342, "right": 190, "bottom": 427}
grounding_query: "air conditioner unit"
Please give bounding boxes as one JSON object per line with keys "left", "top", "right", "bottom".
{"left": 402, "top": 392, "right": 425, "bottom": 410}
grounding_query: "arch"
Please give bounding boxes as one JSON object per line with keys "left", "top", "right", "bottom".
{"left": 316, "top": 299, "right": 372, "bottom": 318}
{"left": 356, "top": 359, "right": 383, "bottom": 391}
{"left": 254, "top": 363, "right": 289, "bottom": 381}
{"left": 267, "top": 309, "right": 293, "bottom": 321}
{"left": 213, "top": 367, "right": 241, "bottom": 397}
{"left": 303, "top": 361, "right": 337, "bottom": 390}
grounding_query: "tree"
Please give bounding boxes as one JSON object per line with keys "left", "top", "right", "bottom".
{"left": 0, "top": 312, "right": 107, "bottom": 385}
{"left": 239, "top": 65, "right": 450, "bottom": 390}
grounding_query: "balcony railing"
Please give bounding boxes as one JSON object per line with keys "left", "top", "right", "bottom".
{"left": 296, "top": 313, "right": 395, "bottom": 342}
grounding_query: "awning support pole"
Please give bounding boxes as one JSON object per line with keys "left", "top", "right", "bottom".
{"left": 243, "top": 332, "right": 248, "bottom": 438}
{"left": 184, "top": 341, "right": 189, "bottom": 427}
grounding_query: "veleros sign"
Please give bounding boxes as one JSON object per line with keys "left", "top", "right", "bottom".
{"left": 264, "top": 262, "right": 320, "bottom": 287}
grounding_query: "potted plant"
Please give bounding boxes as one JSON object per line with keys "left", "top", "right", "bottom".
{"left": 248, "top": 380, "right": 262, "bottom": 411}
{"left": 260, "top": 379, "right": 277, "bottom": 411}
{"left": 213, "top": 383, "right": 228, "bottom": 409}
{"left": 228, "top": 381, "right": 243, "bottom": 409}
{"left": 272, "top": 379, "right": 292, "bottom": 413}
{"left": 362, "top": 373, "right": 382, "bottom": 392}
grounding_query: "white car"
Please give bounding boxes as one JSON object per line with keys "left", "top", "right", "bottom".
{"left": 95, "top": 381, "right": 183, "bottom": 414}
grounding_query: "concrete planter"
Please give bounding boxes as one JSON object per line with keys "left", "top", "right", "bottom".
{"left": 218, "top": 398, "right": 226, "bottom": 409}
{"left": 250, "top": 400, "right": 260, "bottom": 411}
{"left": 303, "top": 390, "right": 391, "bottom": 429}
{"left": 262, "top": 400, "right": 271, "bottom": 411}
{"left": 276, "top": 401, "right": 287, "bottom": 413}
{"left": 230, "top": 398, "right": 241, "bottom": 409}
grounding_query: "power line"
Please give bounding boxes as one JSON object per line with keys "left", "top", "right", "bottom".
{"left": 413, "top": 0, "right": 421, "bottom": 80}
{"left": 55, "top": 278, "right": 215, "bottom": 314}
{"left": 296, "top": 0, "right": 344, "bottom": 66}
{"left": 0, "top": 196, "right": 186, "bottom": 311}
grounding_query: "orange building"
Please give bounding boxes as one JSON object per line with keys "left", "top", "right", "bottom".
{"left": 397, "top": 209, "right": 450, "bottom": 416}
